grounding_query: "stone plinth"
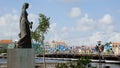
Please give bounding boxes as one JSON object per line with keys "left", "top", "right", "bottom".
{"left": 7, "top": 49, "right": 35, "bottom": 68}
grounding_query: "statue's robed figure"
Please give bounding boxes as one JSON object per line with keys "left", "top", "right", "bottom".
{"left": 17, "top": 3, "right": 32, "bottom": 48}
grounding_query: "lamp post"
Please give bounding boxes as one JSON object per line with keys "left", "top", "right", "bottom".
{"left": 97, "top": 41, "right": 102, "bottom": 68}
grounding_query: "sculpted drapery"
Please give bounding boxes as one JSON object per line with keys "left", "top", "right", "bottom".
{"left": 17, "top": 3, "right": 32, "bottom": 48}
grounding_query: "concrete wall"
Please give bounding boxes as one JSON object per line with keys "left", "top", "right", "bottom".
{"left": 7, "top": 49, "right": 35, "bottom": 68}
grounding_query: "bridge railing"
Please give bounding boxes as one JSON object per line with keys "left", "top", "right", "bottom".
{"left": 44, "top": 51, "right": 120, "bottom": 56}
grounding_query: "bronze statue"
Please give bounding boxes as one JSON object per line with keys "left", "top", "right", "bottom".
{"left": 17, "top": 3, "right": 33, "bottom": 48}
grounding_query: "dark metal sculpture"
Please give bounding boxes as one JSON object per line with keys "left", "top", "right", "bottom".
{"left": 96, "top": 41, "right": 104, "bottom": 68}
{"left": 17, "top": 3, "right": 32, "bottom": 48}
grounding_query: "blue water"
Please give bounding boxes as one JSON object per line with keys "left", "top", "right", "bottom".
{"left": 0, "top": 58, "right": 120, "bottom": 68}
{"left": 35, "top": 57, "right": 68, "bottom": 63}
{"left": 91, "top": 63, "right": 120, "bottom": 68}
{"left": 0, "top": 58, "right": 68, "bottom": 63}
{"left": 0, "top": 58, "right": 7, "bottom": 63}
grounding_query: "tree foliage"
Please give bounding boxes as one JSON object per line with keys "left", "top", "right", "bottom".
{"left": 0, "top": 48, "right": 7, "bottom": 53}
{"left": 37, "top": 13, "right": 50, "bottom": 34}
{"left": 55, "top": 57, "right": 92, "bottom": 68}
{"left": 31, "top": 13, "right": 50, "bottom": 43}
{"left": 31, "top": 31, "right": 40, "bottom": 42}
{"left": 31, "top": 13, "right": 50, "bottom": 56}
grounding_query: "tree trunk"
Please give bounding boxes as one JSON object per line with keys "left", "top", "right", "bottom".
{"left": 41, "top": 32, "right": 46, "bottom": 68}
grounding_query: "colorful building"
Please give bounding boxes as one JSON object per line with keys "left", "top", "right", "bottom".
{"left": 0, "top": 40, "right": 13, "bottom": 49}
{"left": 112, "top": 42, "right": 120, "bottom": 55}
{"left": 45, "top": 40, "right": 69, "bottom": 53}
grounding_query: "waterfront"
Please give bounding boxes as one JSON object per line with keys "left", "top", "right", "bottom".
{"left": 91, "top": 63, "right": 120, "bottom": 68}
{"left": 0, "top": 58, "right": 120, "bottom": 68}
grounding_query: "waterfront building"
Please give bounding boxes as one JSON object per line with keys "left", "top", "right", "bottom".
{"left": 0, "top": 40, "right": 13, "bottom": 49}
{"left": 57, "top": 41, "right": 67, "bottom": 47}
{"left": 41, "top": 41, "right": 120, "bottom": 55}
{"left": 50, "top": 40, "right": 57, "bottom": 49}
{"left": 112, "top": 42, "right": 120, "bottom": 55}
{"left": 74, "top": 45, "right": 96, "bottom": 54}
{"left": 32, "top": 41, "right": 43, "bottom": 54}
{"left": 45, "top": 40, "right": 68, "bottom": 53}
{"left": 56, "top": 41, "right": 69, "bottom": 53}
{"left": 75, "top": 46, "right": 81, "bottom": 54}
{"left": 47, "top": 40, "right": 57, "bottom": 53}
{"left": 45, "top": 41, "right": 51, "bottom": 53}
{"left": 87, "top": 46, "right": 94, "bottom": 54}
{"left": 118, "top": 46, "right": 120, "bottom": 56}
{"left": 103, "top": 44, "right": 112, "bottom": 55}
{"left": 78, "top": 48, "right": 82, "bottom": 54}
{"left": 89, "top": 46, "right": 95, "bottom": 54}
{"left": 82, "top": 46, "right": 87, "bottom": 54}
{"left": 69, "top": 46, "right": 75, "bottom": 53}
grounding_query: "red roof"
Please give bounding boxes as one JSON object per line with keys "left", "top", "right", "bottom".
{"left": 0, "top": 40, "right": 12, "bottom": 44}
{"left": 112, "top": 42, "right": 120, "bottom": 47}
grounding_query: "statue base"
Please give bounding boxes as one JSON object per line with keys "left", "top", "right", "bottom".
{"left": 7, "top": 49, "right": 35, "bottom": 68}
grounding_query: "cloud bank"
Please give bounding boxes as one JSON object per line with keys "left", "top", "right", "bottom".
{"left": 0, "top": 10, "right": 38, "bottom": 40}
{"left": 47, "top": 7, "right": 120, "bottom": 46}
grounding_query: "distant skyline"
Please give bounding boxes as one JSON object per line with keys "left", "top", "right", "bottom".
{"left": 0, "top": 0, "right": 120, "bottom": 46}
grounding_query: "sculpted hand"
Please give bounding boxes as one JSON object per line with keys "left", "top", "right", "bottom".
{"left": 30, "top": 21, "right": 33, "bottom": 29}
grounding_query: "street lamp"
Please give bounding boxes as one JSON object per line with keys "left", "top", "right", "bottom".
{"left": 97, "top": 41, "right": 102, "bottom": 68}
{"left": 97, "top": 41, "right": 101, "bottom": 46}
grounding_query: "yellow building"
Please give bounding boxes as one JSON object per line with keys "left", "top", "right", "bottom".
{"left": 112, "top": 42, "right": 120, "bottom": 55}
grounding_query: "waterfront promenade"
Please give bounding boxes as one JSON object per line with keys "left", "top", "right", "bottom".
{"left": 37, "top": 53, "right": 120, "bottom": 61}
{"left": 0, "top": 53, "right": 120, "bottom": 60}
{"left": 0, "top": 59, "right": 120, "bottom": 68}
{"left": 0, "top": 53, "right": 120, "bottom": 68}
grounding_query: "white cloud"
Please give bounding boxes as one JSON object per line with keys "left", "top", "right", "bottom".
{"left": 48, "top": 23, "right": 61, "bottom": 41}
{"left": 88, "top": 32, "right": 120, "bottom": 47}
{"left": 99, "top": 14, "right": 113, "bottom": 24}
{"left": 98, "top": 14, "right": 114, "bottom": 33}
{"left": 64, "top": 31, "right": 120, "bottom": 46}
{"left": 44, "top": 11, "right": 117, "bottom": 46}
{"left": 62, "top": 26, "right": 74, "bottom": 32}
{"left": 0, "top": 14, "right": 19, "bottom": 40}
{"left": 28, "top": 13, "right": 38, "bottom": 30}
{"left": 0, "top": 12, "right": 38, "bottom": 40}
{"left": 64, "top": 38, "right": 81, "bottom": 46}
{"left": 59, "top": 13, "right": 118, "bottom": 46}
{"left": 76, "top": 14, "right": 95, "bottom": 32}
{"left": 48, "top": 23, "right": 71, "bottom": 42}
{"left": 49, "top": 23, "right": 57, "bottom": 33}
{"left": 108, "top": 32, "right": 120, "bottom": 42}
{"left": 61, "top": 14, "right": 95, "bottom": 32}
{"left": 89, "top": 32, "right": 107, "bottom": 44}
{"left": 28, "top": 14, "right": 38, "bottom": 22}
{"left": 69, "top": 7, "right": 81, "bottom": 18}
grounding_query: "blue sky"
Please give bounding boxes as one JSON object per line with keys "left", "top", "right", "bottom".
{"left": 0, "top": 0, "right": 120, "bottom": 46}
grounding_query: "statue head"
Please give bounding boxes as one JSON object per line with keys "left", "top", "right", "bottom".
{"left": 22, "top": 3, "right": 29, "bottom": 10}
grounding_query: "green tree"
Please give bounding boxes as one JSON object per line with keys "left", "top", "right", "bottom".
{"left": 31, "top": 31, "right": 40, "bottom": 42}
{"left": 0, "top": 48, "right": 7, "bottom": 53}
{"left": 55, "top": 57, "right": 94, "bottom": 68}
{"left": 36, "top": 13, "right": 50, "bottom": 68}
{"left": 31, "top": 28, "right": 42, "bottom": 54}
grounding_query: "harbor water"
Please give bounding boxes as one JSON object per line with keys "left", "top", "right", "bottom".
{"left": 91, "top": 63, "right": 120, "bottom": 68}
{"left": 0, "top": 58, "right": 120, "bottom": 68}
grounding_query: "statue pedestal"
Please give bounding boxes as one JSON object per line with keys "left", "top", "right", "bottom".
{"left": 7, "top": 49, "right": 35, "bottom": 68}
